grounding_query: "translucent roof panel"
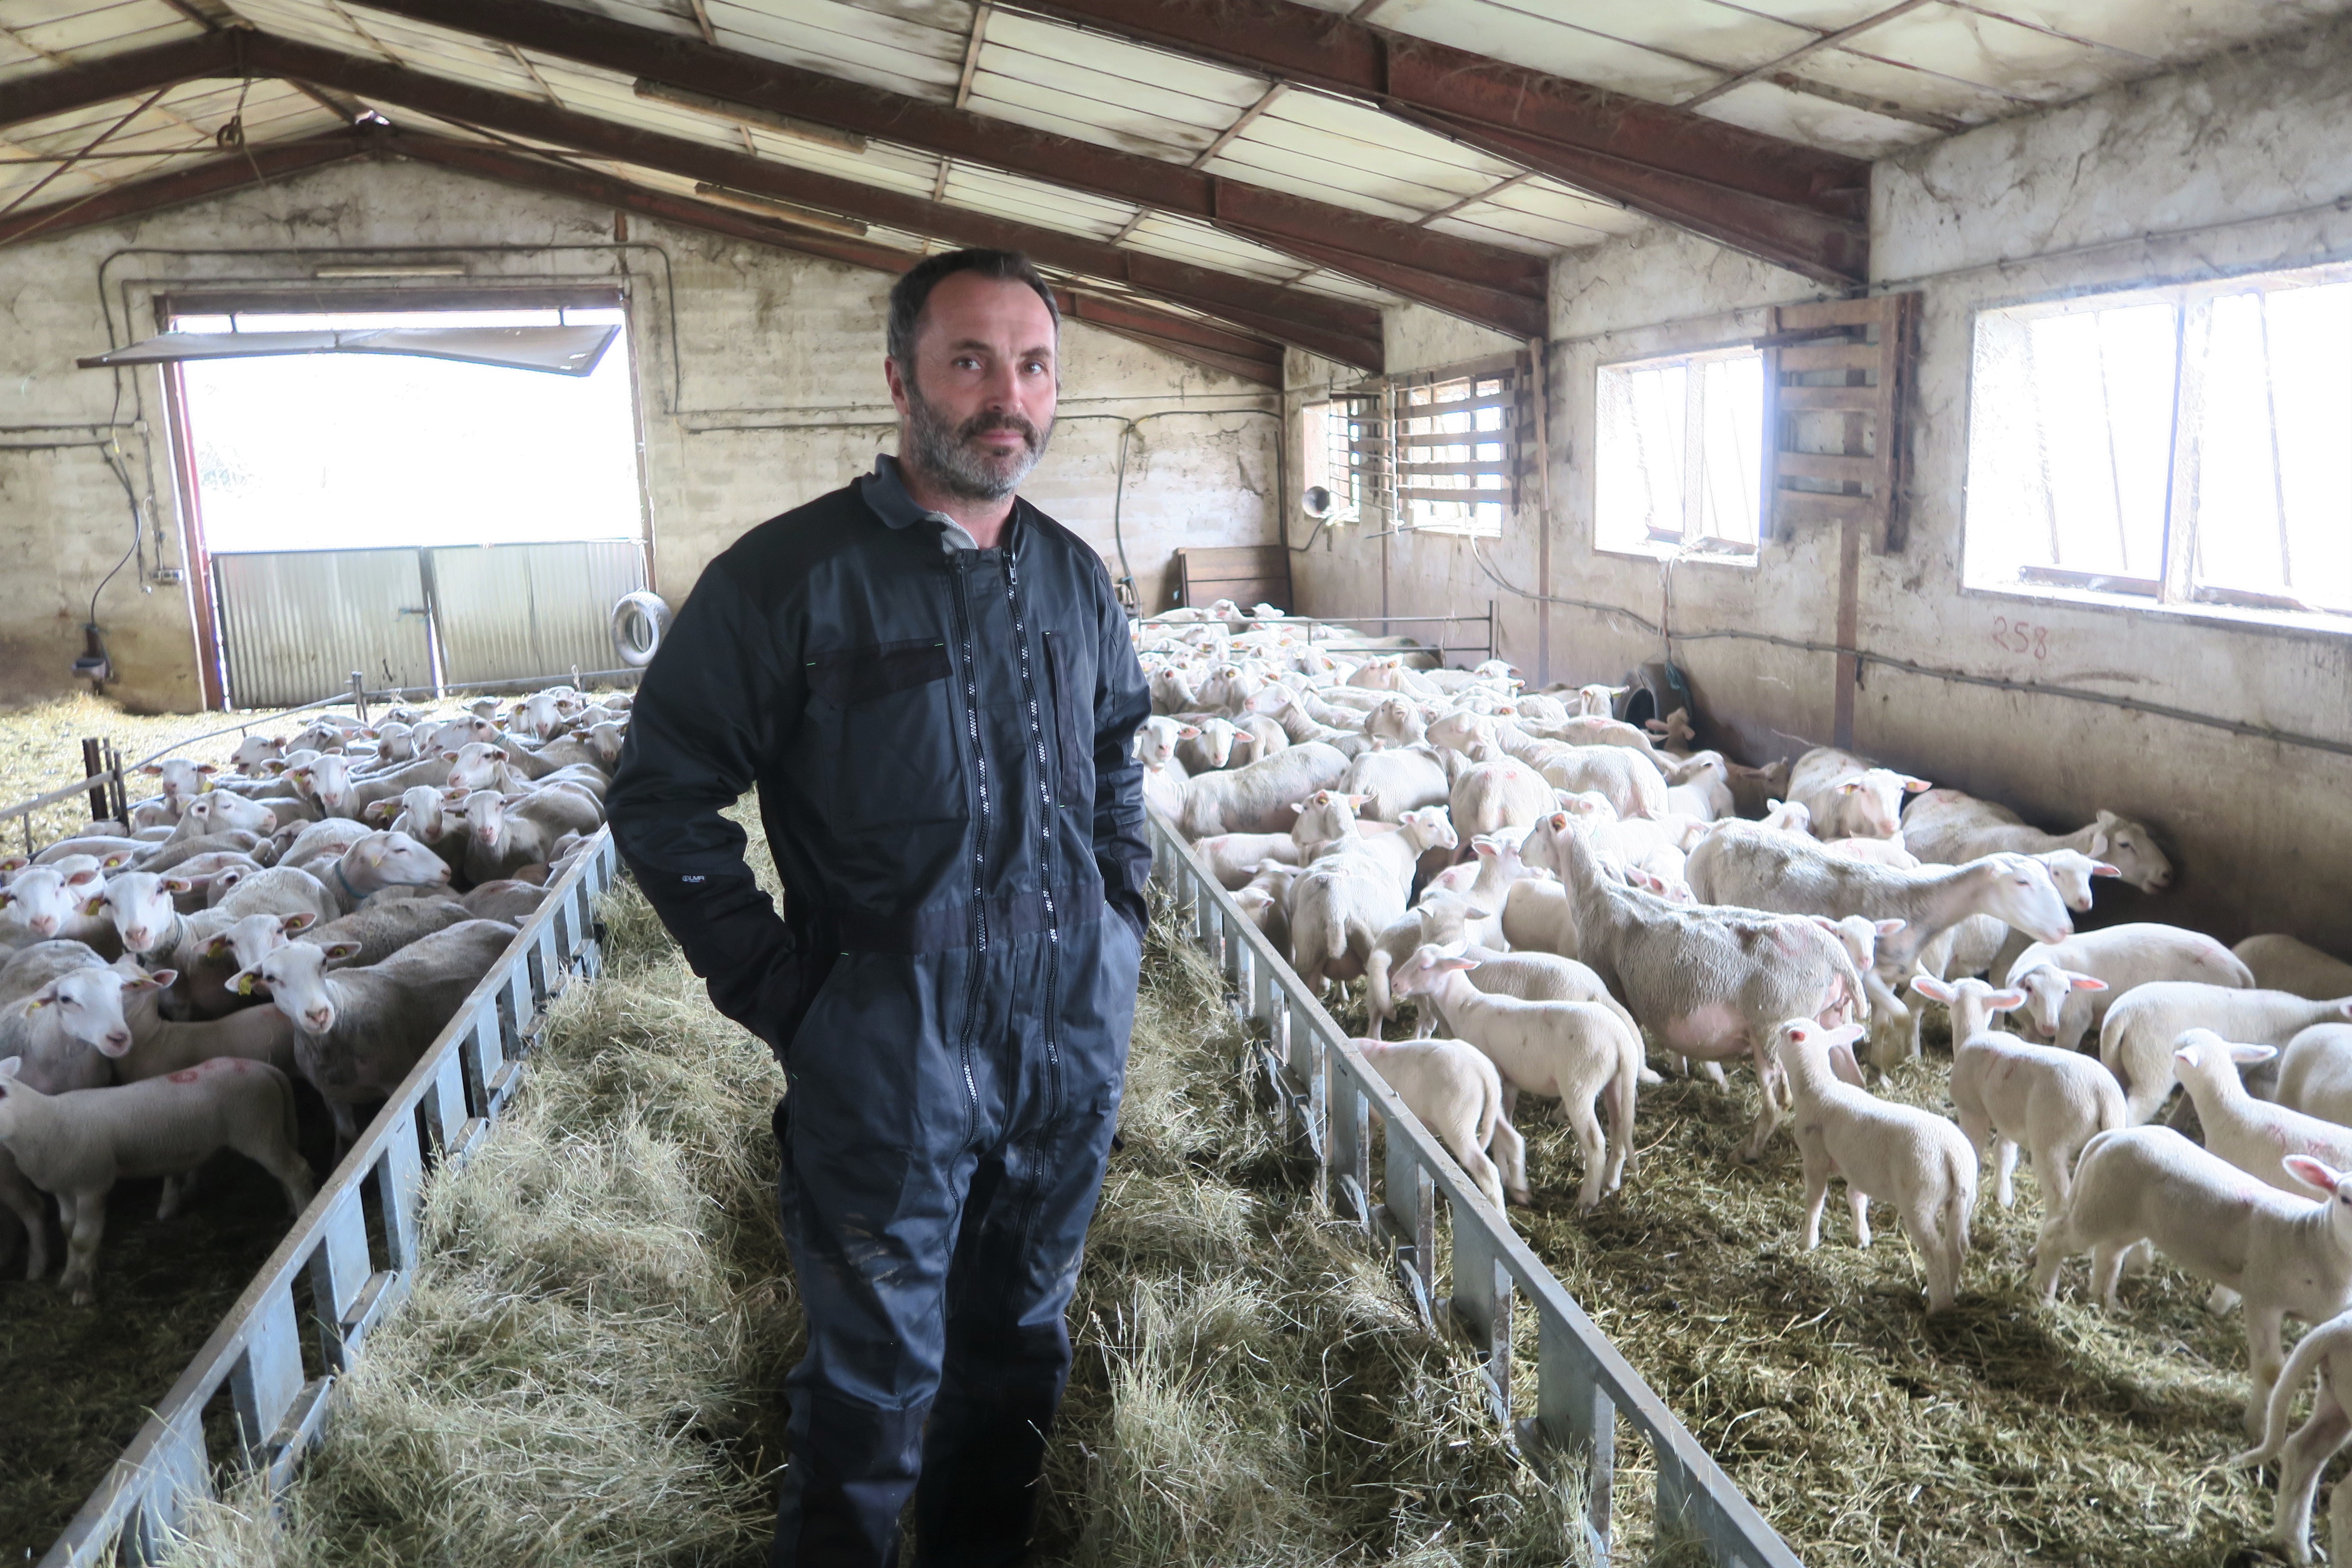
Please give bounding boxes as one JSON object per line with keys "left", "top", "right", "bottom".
{"left": 0, "top": 0, "right": 202, "bottom": 82}
{"left": 0, "top": 77, "right": 343, "bottom": 213}
{"left": 964, "top": 9, "right": 1265, "bottom": 163}
{"left": 1206, "top": 90, "right": 1527, "bottom": 225}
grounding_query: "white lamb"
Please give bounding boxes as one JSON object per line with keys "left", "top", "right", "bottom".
{"left": 2280, "top": 1026, "right": 2352, "bottom": 1130}
{"left": 1388, "top": 946, "right": 1640, "bottom": 1213}
{"left": 2034, "top": 1128, "right": 2352, "bottom": 1435}
{"left": 2002, "top": 922, "right": 2254, "bottom": 1053}
{"left": 2174, "top": 1032, "right": 2352, "bottom": 1197}
{"left": 1911, "top": 973, "right": 2123, "bottom": 1219}
{"left": 2100, "top": 984, "right": 2352, "bottom": 1127}
{"left": 2231, "top": 1304, "right": 2352, "bottom": 1566}
{"left": 1350, "top": 1035, "right": 1526, "bottom": 1215}
{"left": 1773, "top": 1018, "right": 1977, "bottom": 1314}
{"left": 2238, "top": 935, "right": 2352, "bottom": 1002}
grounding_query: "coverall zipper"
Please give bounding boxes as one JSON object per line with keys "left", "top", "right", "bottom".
{"left": 1002, "top": 551, "right": 1062, "bottom": 1127}
{"left": 948, "top": 555, "right": 986, "bottom": 1139}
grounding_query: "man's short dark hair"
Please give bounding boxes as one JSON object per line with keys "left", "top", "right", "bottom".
{"left": 886, "top": 249, "right": 1060, "bottom": 368}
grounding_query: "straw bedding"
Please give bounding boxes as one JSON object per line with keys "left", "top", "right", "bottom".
{"left": 150, "top": 826, "right": 1588, "bottom": 1567}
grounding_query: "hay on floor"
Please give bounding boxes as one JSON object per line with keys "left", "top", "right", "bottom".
{"left": 156, "top": 827, "right": 1591, "bottom": 1568}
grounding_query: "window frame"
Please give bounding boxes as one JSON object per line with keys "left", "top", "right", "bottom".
{"left": 1591, "top": 341, "right": 1770, "bottom": 567}
{"left": 1325, "top": 350, "right": 1530, "bottom": 542}
{"left": 1962, "top": 260, "right": 2352, "bottom": 631}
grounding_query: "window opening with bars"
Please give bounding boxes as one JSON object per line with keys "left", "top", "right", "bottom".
{"left": 1966, "top": 264, "right": 2352, "bottom": 619}
{"left": 1312, "top": 352, "right": 1529, "bottom": 540}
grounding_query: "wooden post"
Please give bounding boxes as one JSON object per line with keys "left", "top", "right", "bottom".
{"left": 81, "top": 738, "right": 107, "bottom": 824}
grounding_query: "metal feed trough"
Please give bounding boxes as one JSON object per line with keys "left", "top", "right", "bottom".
{"left": 39, "top": 829, "right": 620, "bottom": 1568}
{"left": 1148, "top": 813, "right": 1801, "bottom": 1568}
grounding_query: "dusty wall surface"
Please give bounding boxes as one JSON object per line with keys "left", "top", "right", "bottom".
{"left": 1289, "top": 18, "right": 2352, "bottom": 950}
{"left": 0, "top": 156, "right": 1276, "bottom": 713}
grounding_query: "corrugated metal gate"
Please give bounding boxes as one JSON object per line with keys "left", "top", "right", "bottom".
{"left": 212, "top": 542, "right": 646, "bottom": 707}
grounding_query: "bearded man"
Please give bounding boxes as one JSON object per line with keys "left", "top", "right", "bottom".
{"left": 606, "top": 248, "right": 1151, "bottom": 1568}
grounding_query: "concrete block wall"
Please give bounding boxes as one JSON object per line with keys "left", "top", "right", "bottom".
{"left": 0, "top": 156, "right": 1278, "bottom": 713}
{"left": 1289, "top": 16, "right": 2352, "bottom": 953}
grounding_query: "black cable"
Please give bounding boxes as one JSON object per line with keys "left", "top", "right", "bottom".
{"left": 1109, "top": 419, "right": 1136, "bottom": 603}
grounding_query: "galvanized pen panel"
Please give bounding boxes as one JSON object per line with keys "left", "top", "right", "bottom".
{"left": 1147, "top": 814, "right": 1802, "bottom": 1568}
{"left": 212, "top": 549, "right": 434, "bottom": 708}
{"left": 40, "top": 830, "right": 618, "bottom": 1568}
{"left": 427, "top": 541, "right": 646, "bottom": 688}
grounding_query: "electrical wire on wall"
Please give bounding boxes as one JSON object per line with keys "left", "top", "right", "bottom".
{"left": 1463, "top": 526, "right": 2352, "bottom": 761}
{"left": 1093, "top": 407, "right": 1280, "bottom": 613}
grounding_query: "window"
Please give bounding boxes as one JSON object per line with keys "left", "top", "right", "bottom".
{"left": 1595, "top": 348, "right": 1764, "bottom": 559}
{"left": 171, "top": 304, "right": 645, "bottom": 551}
{"left": 1966, "top": 265, "right": 2352, "bottom": 618}
{"left": 1328, "top": 354, "right": 1528, "bottom": 540}
{"left": 1393, "top": 371, "right": 1514, "bottom": 537}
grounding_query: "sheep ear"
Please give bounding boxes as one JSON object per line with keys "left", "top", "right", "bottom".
{"left": 1910, "top": 972, "right": 1954, "bottom": 1004}
{"left": 2091, "top": 861, "right": 2121, "bottom": 878}
{"left": 140, "top": 763, "right": 164, "bottom": 776}
{"left": 229, "top": 969, "right": 259, "bottom": 996}
{"left": 203, "top": 934, "right": 235, "bottom": 957}
{"left": 163, "top": 876, "right": 193, "bottom": 894}
{"left": 2234, "top": 1043, "right": 2281, "bottom": 1068}
{"left": 102, "top": 852, "right": 134, "bottom": 869}
{"left": 0, "top": 1056, "right": 17, "bottom": 1079}
{"left": 2088, "top": 831, "right": 2110, "bottom": 857}
{"left": 1901, "top": 775, "right": 1931, "bottom": 793}
{"left": 64, "top": 867, "right": 102, "bottom": 889}
{"left": 2069, "top": 974, "right": 2109, "bottom": 992}
{"left": 283, "top": 911, "right": 317, "bottom": 932}
{"left": 1986, "top": 987, "right": 2028, "bottom": 1011}
{"left": 1177, "top": 726, "right": 1200, "bottom": 739}
{"left": 1829, "top": 1041, "right": 1867, "bottom": 1087}
{"left": 139, "top": 968, "right": 179, "bottom": 989}
{"left": 80, "top": 896, "right": 106, "bottom": 917}
{"left": 322, "top": 941, "right": 365, "bottom": 964}
{"left": 0, "top": 856, "right": 26, "bottom": 875}
{"left": 2285, "top": 1155, "right": 2344, "bottom": 1197}
{"left": 23, "top": 983, "right": 57, "bottom": 1010}
{"left": 1836, "top": 779, "right": 1863, "bottom": 794}
{"left": 2174, "top": 1041, "right": 2204, "bottom": 1068}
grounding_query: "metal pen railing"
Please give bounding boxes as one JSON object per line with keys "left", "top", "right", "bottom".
{"left": 1147, "top": 813, "right": 1798, "bottom": 1568}
{"left": 39, "top": 828, "right": 619, "bottom": 1568}
{"left": 1150, "top": 607, "right": 1500, "bottom": 666}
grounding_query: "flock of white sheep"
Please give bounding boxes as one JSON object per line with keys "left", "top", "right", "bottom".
{"left": 0, "top": 686, "right": 619, "bottom": 1308}
{"left": 1138, "top": 603, "right": 2352, "bottom": 1565}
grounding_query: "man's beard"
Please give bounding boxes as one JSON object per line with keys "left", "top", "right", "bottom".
{"left": 902, "top": 376, "right": 1052, "bottom": 502}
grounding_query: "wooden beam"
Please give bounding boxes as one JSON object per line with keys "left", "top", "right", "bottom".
{"left": 0, "top": 33, "right": 238, "bottom": 133}
{"left": 337, "top": 0, "right": 1545, "bottom": 328}
{"left": 0, "top": 132, "right": 363, "bottom": 248}
{"left": 392, "top": 134, "right": 1280, "bottom": 384}
{"left": 240, "top": 34, "right": 1386, "bottom": 368}
{"left": 1016, "top": 0, "right": 1871, "bottom": 283}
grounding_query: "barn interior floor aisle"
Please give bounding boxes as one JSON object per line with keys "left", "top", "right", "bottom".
{"left": 144, "top": 815, "right": 1580, "bottom": 1568}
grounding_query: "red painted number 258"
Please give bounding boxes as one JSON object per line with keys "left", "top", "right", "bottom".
{"left": 1991, "top": 616, "right": 2048, "bottom": 661}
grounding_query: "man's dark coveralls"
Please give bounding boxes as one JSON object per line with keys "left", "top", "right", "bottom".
{"left": 605, "top": 454, "right": 1152, "bottom": 1567}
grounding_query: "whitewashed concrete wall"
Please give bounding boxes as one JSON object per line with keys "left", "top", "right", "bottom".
{"left": 1292, "top": 15, "right": 2352, "bottom": 950}
{"left": 0, "top": 156, "right": 1277, "bottom": 712}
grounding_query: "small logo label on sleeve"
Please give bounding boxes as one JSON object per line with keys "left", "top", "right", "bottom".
{"left": 681, "top": 874, "right": 706, "bottom": 885}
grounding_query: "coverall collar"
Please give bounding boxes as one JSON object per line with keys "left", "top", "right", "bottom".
{"left": 863, "top": 453, "right": 1025, "bottom": 555}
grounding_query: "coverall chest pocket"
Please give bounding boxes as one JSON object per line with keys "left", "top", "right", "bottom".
{"left": 1042, "top": 631, "right": 1094, "bottom": 804}
{"left": 806, "top": 640, "right": 962, "bottom": 828}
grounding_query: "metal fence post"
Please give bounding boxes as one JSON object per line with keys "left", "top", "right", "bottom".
{"left": 1537, "top": 1309, "right": 1616, "bottom": 1558}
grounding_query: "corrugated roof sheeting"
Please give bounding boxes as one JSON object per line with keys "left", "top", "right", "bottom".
{"left": 0, "top": 0, "right": 199, "bottom": 75}
{"left": 0, "top": 75, "right": 341, "bottom": 208}
{"left": 6, "top": 0, "right": 2345, "bottom": 368}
